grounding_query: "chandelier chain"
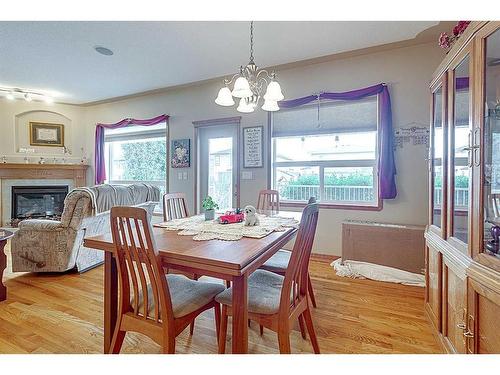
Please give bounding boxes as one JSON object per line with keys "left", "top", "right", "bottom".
{"left": 249, "top": 21, "right": 254, "bottom": 64}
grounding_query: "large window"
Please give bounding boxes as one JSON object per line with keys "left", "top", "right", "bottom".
{"left": 271, "top": 98, "right": 379, "bottom": 207}
{"left": 104, "top": 122, "right": 167, "bottom": 194}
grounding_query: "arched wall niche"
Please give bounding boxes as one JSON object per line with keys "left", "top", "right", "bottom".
{"left": 14, "top": 110, "right": 73, "bottom": 157}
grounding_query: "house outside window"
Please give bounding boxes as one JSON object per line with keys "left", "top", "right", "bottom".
{"left": 271, "top": 98, "right": 380, "bottom": 208}
{"left": 104, "top": 122, "right": 167, "bottom": 195}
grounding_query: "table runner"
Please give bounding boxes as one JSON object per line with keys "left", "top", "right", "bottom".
{"left": 153, "top": 214, "right": 299, "bottom": 241}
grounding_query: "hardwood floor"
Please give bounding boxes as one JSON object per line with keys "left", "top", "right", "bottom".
{"left": 0, "top": 246, "right": 441, "bottom": 354}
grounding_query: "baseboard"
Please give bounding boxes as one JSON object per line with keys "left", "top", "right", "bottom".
{"left": 311, "top": 253, "right": 340, "bottom": 263}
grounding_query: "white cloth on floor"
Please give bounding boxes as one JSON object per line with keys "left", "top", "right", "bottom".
{"left": 331, "top": 258, "right": 425, "bottom": 287}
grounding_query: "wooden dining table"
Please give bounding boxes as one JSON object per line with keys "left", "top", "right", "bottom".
{"left": 83, "top": 210, "right": 301, "bottom": 354}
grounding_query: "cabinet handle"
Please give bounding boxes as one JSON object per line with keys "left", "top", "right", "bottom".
{"left": 457, "top": 322, "right": 466, "bottom": 330}
{"left": 463, "top": 330, "right": 474, "bottom": 338}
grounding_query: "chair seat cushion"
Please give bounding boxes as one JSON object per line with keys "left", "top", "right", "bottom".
{"left": 260, "top": 249, "right": 291, "bottom": 273}
{"left": 135, "top": 274, "right": 225, "bottom": 319}
{"left": 215, "top": 269, "right": 285, "bottom": 315}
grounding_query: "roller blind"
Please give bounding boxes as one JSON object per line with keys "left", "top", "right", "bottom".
{"left": 272, "top": 97, "right": 378, "bottom": 137}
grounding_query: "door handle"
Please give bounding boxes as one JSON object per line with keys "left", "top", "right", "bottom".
{"left": 473, "top": 128, "right": 481, "bottom": 167}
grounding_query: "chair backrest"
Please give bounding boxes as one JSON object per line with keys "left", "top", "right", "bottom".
{"left": 162, "top": 192, "right": 189, "bottom": 221}
{"left": 110, "top": 206, "right": 174, "bottom": 324}
{"left": 257, "top": 189, "right": 280, "bottom": 213}
{"left": 279, "top": 203, "right": 319, "bottom": 315}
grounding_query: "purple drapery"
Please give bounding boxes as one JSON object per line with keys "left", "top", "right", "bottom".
{"left": 278, "top": 83, "right": 397, "bottom": 199}
{"left": 94, "top": 114, "right": 169, "bottom": 184}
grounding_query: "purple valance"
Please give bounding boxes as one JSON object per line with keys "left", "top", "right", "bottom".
{"left": 94, "top": 114, "right": 169, "bottom": 184}
{"left": 279, "top": 83, "right": 397, "bottom": 200}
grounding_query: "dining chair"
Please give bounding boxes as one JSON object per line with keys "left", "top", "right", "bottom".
{"left": 162, "top": 192, "right": 199, "bottom": 334}
{"left": 162, "top": 192, "right": 189, "bottom": 221}
{"left": 257, "top": 189, "right": 280, "bottom": 213}
{"left": 216, "top": 202, "right": 320, "bottom": 354}
{"left": 109, "top": 206, "right": 225, "bottom": 354}
{"left": 259, "top": 196, "right": 318, "bottom": 310}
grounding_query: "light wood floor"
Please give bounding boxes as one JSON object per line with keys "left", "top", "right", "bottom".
{"left": 0, "top": 247, "right": 441, "bottom": 354}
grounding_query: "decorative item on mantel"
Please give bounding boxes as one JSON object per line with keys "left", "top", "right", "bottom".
{"left": 19, "top": 147, "right": 35, "bottom": 164}
{"left": 393, "top": 124, "right": 429, "bottom": 149}
{"left": 214, "top": 21, "right": 284, "bottom": 113}
{"left": 1, "top": 156, "right": 6, "bottom": 164}
{"left": 438, "top": 21, "right": 471, "bottom": 50}
{"left": 80, "top": 147, "right": 88, "bottom": 165}
{"left": 61, "top": 146, "right": 72, "bottom": 164}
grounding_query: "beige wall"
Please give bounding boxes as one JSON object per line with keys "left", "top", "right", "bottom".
{"left": 0, "top": 41, "right": 445, "bottom": 256}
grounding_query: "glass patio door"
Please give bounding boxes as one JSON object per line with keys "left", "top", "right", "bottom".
{"left": 197, "top": 124, "right": 239, "bottom": 212}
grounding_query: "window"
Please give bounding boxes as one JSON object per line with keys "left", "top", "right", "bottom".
{"left": 104, "top": 122, "right": 167, "bottom": 194}
{"left": 271, "top": 98, "right": 379, "bottom": 208}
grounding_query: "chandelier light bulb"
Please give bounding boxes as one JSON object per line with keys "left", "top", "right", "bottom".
{"left": 24, "top": 93, "right": 32, "bottom": 102}
{"left": 262, "top": 99, "right": 280, "bottom": 112}
{"left": 237, "top": 98, "right": 255, "bottom": 113}
{"left": 263, "top": 81, "right": 284, "bottom": 101}
{"left": 215, "top": 87, "right": 235, "bottom": 106}
{"left": 231, "top": 77, "right": 253, "bottom": 98}
{"left": 6, "top": 91, "right": 15, "bottom": 100}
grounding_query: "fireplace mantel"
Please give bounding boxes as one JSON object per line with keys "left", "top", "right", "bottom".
{"left": 0, "top": 163, "right": 89, "bottom": 187}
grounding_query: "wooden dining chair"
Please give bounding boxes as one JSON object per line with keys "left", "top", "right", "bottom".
{"left": 260, "top": 196, "right": 318, "bottom": 310}
{"left": 109, "top": 206, "right": 225, "bottom": 354}
{"left": 257, "top": 189, "right": 280, "bottom": 213}
{"left": 162, "top": 192, "right": 189, "bottom": 221}
{"left": 162, "top": 192, "right": 199, "bottom": 334}
{"left": 216, "top": 202, "right": 320, "bottom": 354}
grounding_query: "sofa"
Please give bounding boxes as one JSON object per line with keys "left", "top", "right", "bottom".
{"left": 10, "top": 183, "right": 160, "bottom": 273}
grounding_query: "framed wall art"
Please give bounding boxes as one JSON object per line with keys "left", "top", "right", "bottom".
{"left": 243, "top": 126, "right": 263, "bottom": 168}
{"left": 29, "top": 122, "right": 64, "bottom": 147}
{"left": 171, "top": 138, "right": 191, "bottom": 168}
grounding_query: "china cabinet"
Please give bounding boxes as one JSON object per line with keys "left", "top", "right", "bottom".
{"left": 425, "top": 21, "right": 500, "bottom": 354}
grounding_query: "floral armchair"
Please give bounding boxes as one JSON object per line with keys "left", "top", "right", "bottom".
{"left": 10, "top": 183, "right": 160, "bottom": 273}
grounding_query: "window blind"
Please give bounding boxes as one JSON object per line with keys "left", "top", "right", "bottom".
{"left": 272, "top": 97, "right": 378, "bottom": 137}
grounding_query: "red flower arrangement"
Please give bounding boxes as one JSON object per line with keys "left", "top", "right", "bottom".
{"left": 439, "top": 21, "right": 471, "bottom": 50}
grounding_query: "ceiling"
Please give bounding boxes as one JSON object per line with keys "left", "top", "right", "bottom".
{"left": 0, "top": 21, "right": 439, "bottom": 104}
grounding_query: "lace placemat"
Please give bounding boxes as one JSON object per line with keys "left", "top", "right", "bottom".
{"left": 153, "top": 214, "right": 299, "bottom": 241}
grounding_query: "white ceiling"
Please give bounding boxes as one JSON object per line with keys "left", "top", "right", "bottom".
{"left": 0, "top": 21, "right": 438, "bottom": 104}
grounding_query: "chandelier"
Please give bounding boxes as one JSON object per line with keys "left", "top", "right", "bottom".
{"left": 215, "top": 21, "right": 284, "bottom": 113}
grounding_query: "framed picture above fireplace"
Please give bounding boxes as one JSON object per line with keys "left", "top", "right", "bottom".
{"left": 29, "top": 122, "right": 64, "bottom": 147}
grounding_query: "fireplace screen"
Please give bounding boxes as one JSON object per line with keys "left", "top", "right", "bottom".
{"left": 11, "top": 185, "right": 68, "bottom": 220}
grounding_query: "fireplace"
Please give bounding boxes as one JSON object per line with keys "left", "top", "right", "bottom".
{"left": 11, "top": 185, "right": 68, "bottom": 224}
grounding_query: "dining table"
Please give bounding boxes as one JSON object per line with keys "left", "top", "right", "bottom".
{"left": 83, "top": 210, "right": 301, "bottom": 354}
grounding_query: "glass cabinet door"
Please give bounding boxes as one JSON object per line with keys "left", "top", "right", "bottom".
{"left": 450, "top": 55, "right": 471, "bottom": 247}
{"left": 483, "top": 28, "right": 500, "bottom": 258}
{"left": 432, "top": 85, "right": 445, "bottom": 231}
